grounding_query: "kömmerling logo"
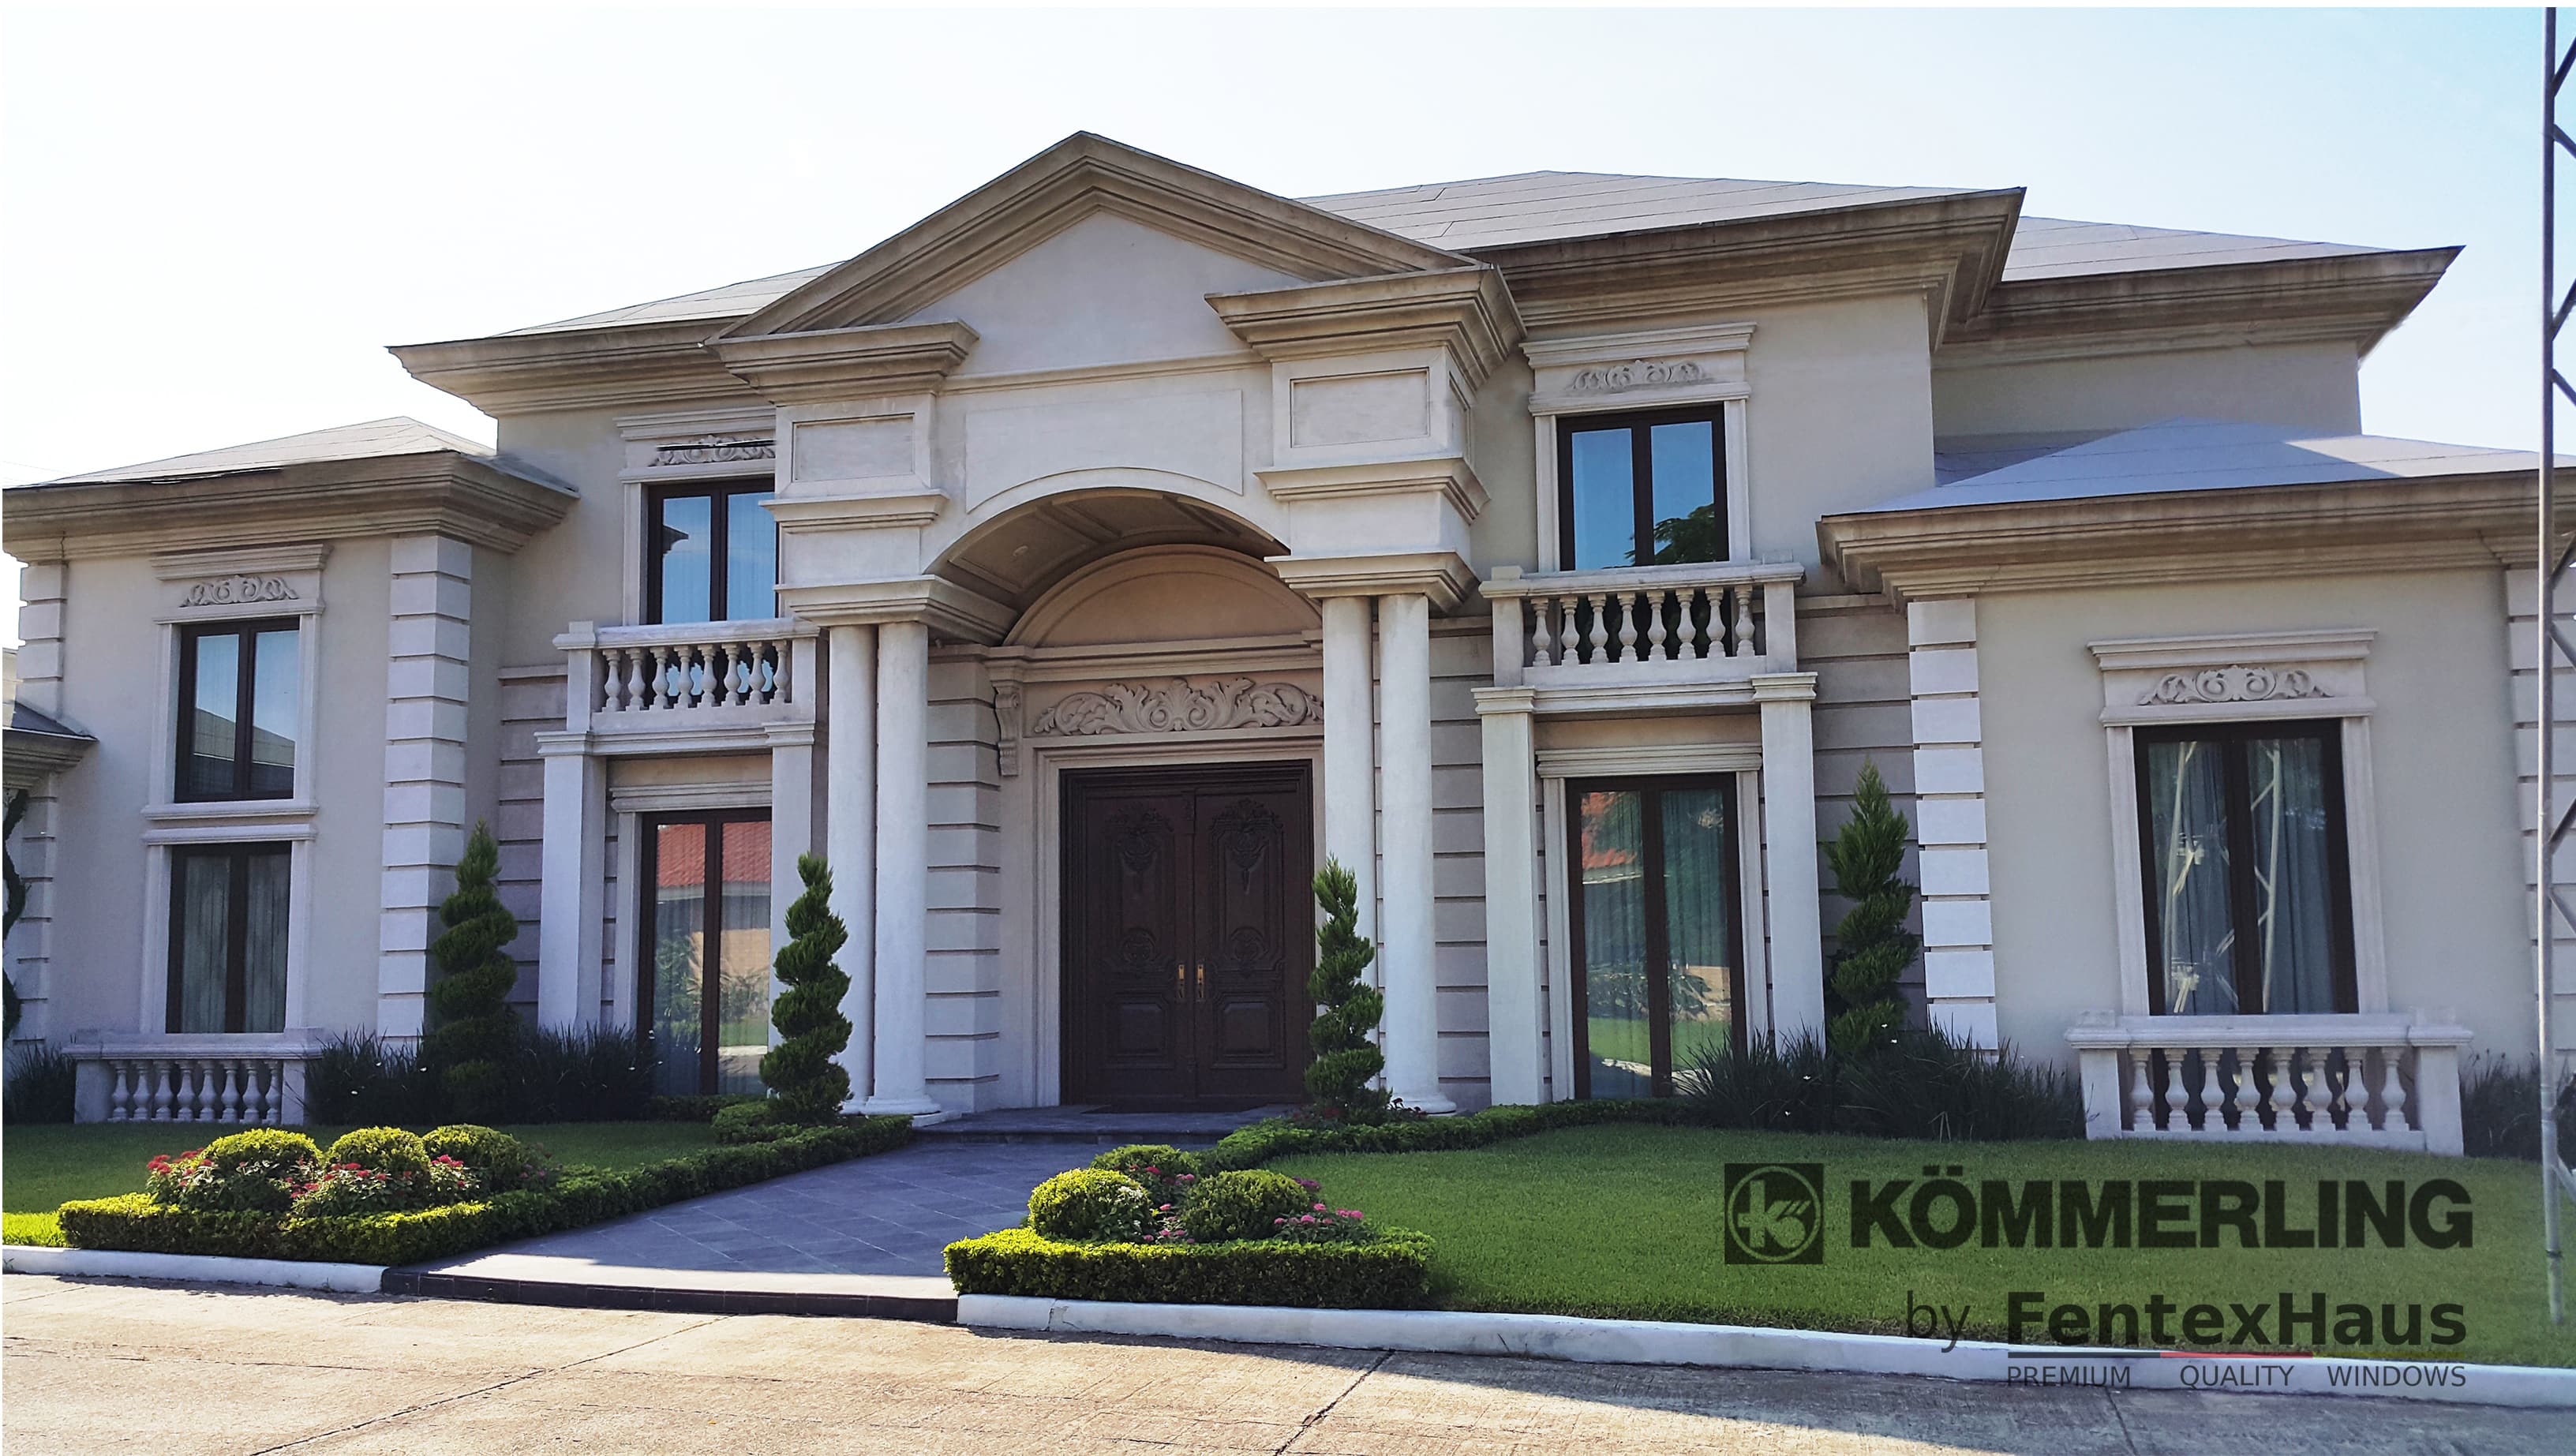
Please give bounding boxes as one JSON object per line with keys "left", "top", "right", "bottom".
{"left": 1723, "top": 1163, "right": 1824, "bottom": 1263}
{"left": 1724, "top": 1164, "right": 2474, "bottom": 1262}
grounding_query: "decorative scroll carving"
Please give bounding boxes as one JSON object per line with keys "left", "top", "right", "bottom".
{"left": 2136, "top": 665, "right": 2333, "bottom": 706}
{"left": 1030, "top": 677, "right": 1321, "bottom": 736}
{"left": 992, "top": 680, "right": 1024, "bottom": 779}
{"left": 178, "top": 576, "right": 299, "bottom": 608}
{"left": 1212, "top": 797, "right": 1280, "bottom": 889}
{"left": 1106, "top": 808, "right": 1170, "bottom": 876}
{"left": 1567, "top": 359, "right": 1709, "bottom": 395}
{"left": 651, "top": 436, "right": 775, "bottom": 467}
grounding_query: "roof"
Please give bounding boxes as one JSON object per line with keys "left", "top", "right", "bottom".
{"left": 1873, "top": 417, "right": 2545, "bottom": 515}
{"left": 497, "top": 167, "right": 2409, "bottom": 339}
{"left": 35, "top": 417, "right": 493, "bottom": 487}
{"left": 8, "top": 702, "right": 88, "bottom": 741}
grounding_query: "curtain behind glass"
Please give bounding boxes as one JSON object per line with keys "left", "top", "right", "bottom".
{"left": 1660, "top": 787, "right": 1735, "bottom": 1074}
{"left": 714, "top": 819, "right": 773, "bottom": 1095}
{"left": 174, "top": 854, "right": 231, "bottom": 1032}
{"left": 651, "top": 823, "right": 708, "bottom": 1095}
{"left": 2248, "top": 736, "right": 2336, "bottom": 1014}
{"left": 242, "top": 848, "right": 290, "bottom": 1032}
{"left": 1578, "top": 789, "right": 1651, "bottom": 1097}
{"left": 2146, "top": 738, "right": 2237, "bottom": 1014}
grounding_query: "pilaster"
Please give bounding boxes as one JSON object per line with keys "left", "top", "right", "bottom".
{"left": 1475, "top": 687, "right": 1544, "bottom": 1103}
{"left": 1754, "top": 672, "right": 1826, "bottom": 1038}
{"left": 378, "top": 535, "right": 473, "bottom": 1040}
{"left": 1908, "top": 598, "right": 1996, "bottom": 1049}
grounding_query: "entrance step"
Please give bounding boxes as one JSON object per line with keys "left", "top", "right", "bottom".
{"left": 913, "top": 1105, "right": 1291, "bottom": 1145}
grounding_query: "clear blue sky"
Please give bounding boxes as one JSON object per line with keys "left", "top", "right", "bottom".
{"left": 0, "top": 5, "right": 2545, "bottom": 488}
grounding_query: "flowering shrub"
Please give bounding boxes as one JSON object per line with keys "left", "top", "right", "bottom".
{"left": 324, "top": 1127, "right": 433, "bottom": 1177}
{"left": 1271, "top": 1203, "right": 1371, "bottom": 1245}
{"left": 1090, "top": 1144, "right": 1200, "bottom": 1207}
{"left": 145, "top": 1129, "right": 321, "bottom": 1214}
{"left": 421, "top": 1125, "right": 547, "bottom": 1192}
{"left": 290, "top": 1155, "right": 481, "bottom": 1218}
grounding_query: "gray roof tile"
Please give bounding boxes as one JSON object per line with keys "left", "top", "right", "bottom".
{"left": 29, "top": 417, "right": 492, "bottom": 486}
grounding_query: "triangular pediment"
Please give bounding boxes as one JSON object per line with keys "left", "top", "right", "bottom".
{"left": 721, "top": 133, "right": 1471, "bottom": 341}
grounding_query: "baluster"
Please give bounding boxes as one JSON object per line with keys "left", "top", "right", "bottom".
{"left": 193, "top": 1061, "right": 215, "bottom": 1121}
{"left": 234, "top": 1061, "right": 256, "bottom": 1122}
{"left": 2340, "top": 1045, "right": 2369, "bottom": 1132}
{"left": 106, "top": 1061, "right": 129, "bottom": 1121}
{"left": 1585, "top": 593, "right": 1612, "bottom": 663}
{"left": 144, "top": 1062, "right": 170, "bottom": 1121}
{"left": 1614, "top": 593, "right": 1640, "bottom": 661}
{"left": 2157, "top": 1047, "right": 2186, "bottom": 1130}
{"left": 699, "top": 644, "right": 722, "bottom": 711}
{"left": 1556, "top": 597, "right": 1581, "bottom": 664}
{"left": 1728, "top": 585, "right": 1754, "bottom": 657}
{"left": 2226, "top": 1047, "right": 2259, "bottom": 1132}
{"left": 769, "top": 640, "right": 790, "bottom": 702}
{"left": 623, "top": 649, "right": 647, "bottom": 713}
{"left": 1645, "top": 592, "right": 1669, "bottom": 660}
{"left": 738, "top": 643, "right": 758, "bottom": 706}
{"left": 2127, "top": 1051, "right": 2155, "bottom": 1132}
{"left": 2268, "top": 1047, "right": 2301, "bottom": 1133}
{"left": 208, "top": 1061, "right": 234, "bottom": 1123}
{"left": 2380, "top": 1046, "right": 2409, "bottom": 1132}
{"left": 1530, "top": 600, "right": 1555, "bottom": 668}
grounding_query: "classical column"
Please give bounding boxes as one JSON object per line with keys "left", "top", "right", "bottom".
{"left": 1376, "top": 592, "right": 1454, "bottom": 1113}
{"left": 1475, "top": 687, "right": 1543, "bottom": 1104}
{"left": 1318, "top": 595, "right": 1377, "bottom": 945}
{"left": 533, "top": 742, "right": 605, "bottom": 1029}
{"left": 865, "top": 618, "right": 942, "bottom": 1117}
{"left": 1754, "top": 672, "right": 1827, "bottom": 1038}
{"left": 826, "top": 624, "right": 878, "bottom": 1108}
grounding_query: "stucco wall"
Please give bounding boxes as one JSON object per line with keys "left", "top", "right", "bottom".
{"left": 1932, "top": 339, "right": 2363, "bottom": 442}
{"left": 1979, "top": 568, "right": 2528, "bottom": 1066}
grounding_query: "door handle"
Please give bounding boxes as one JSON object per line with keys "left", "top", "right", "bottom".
{"left": 1175, "top": 962, "right": 1186, "bottom": 996}
{"left": 1195, "top": 963, "right": 1207, "bottom": 1001}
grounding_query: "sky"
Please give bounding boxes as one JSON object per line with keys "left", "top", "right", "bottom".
{"left": 0, "top": 6, "right": 2543, "bottom": 488}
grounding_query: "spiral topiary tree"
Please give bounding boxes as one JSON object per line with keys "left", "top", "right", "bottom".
{"left": 1824, "top": 759, "right": 1919, "bottom": 1055}
{"left": 759, "top": 853, "right": 852, "bottom": 1125}
{"left": 424, "top": 822, "right": 520, "bottom": 1121}
{"left": 1305, "top": 856, "right": 1390, "bottom": 1124}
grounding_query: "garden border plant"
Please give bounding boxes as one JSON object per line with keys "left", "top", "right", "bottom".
{"left": 54, "top": 1117, "right": 914, "bottom": 1266}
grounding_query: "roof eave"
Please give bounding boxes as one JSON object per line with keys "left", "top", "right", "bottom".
{"left": 1942, "top": 246, "right": 2460, "bottom": 363}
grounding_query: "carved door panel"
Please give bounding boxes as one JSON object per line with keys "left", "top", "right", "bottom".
{"left": 1061, "top": 763, "right": 1312, "bottom": 1109}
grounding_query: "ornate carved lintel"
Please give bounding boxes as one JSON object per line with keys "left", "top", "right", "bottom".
{"left": 1567, "top": 359, "right": 1709, "bottom": 395}
{"left": 2136, "top": 664, "right": 2333, "bottom": 707}
{"left": 651, "top": 436, "right": 775, "bottom": 468}
{"left": 1030, "top": 676, "right": 1321, "bottom": 737}
{"left": 177, "top": 575, "right": 299, "bottom": 609}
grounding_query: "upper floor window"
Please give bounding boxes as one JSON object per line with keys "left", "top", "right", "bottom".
{"left": 177, "top": 620, "right": 298, "bottom": 802}
{"left": 1558, "top": 407, "right": 1725, "bottom": 571}
{"left": 648, "top": 480, "right": 777, "bottom": 624}
{"left": 2136, "top": 721, "right": 2356, "bottom": 1016}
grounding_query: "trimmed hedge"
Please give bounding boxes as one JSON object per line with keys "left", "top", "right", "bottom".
{"left": 945, "top": 1226, "right": 1435, "bottom": 1308}
{"left": 57, "top": 1117, "right": 914, "bottom": 1266}
{"left": 1198, "top": 1098, "right": 1690, "bottom": 1171}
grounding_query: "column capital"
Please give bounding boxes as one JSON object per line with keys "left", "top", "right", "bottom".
{"left": 1750, "top": 671, "right": 1819, "bottom": 704}
{"left": 1268, "top": 550, "right": 1475, "bottom": 612}
{"left": 777, "top": 575, "right": 1013, "bottom": 643}
{"left": 1470, "top": 685, "right": 1539, "bottom": 716}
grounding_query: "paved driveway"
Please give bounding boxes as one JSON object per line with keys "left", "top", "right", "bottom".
{"left": 5, "top": 1274, "right": 2566, "bottom": 1454}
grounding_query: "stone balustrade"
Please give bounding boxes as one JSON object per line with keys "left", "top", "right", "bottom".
{"left": 67, "top": 1035, "right": 319, "bottom": 1126}
{"left": 556, "top": 619, "right": 818, "bottom": 735}
{"left": 1483, "top": 561, "right": 1803, "bottom": 691}
{"left": 2065, "top": 1012, "right": 2472, "bottom": 1155}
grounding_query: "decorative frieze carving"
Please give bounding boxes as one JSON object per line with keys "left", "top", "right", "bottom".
{"left": 1567, "top": 359, "right": 1709, "bottom": 395}
{"left": 651, "top": 436, "right": 774, "bottom": 468}
{"left": 2136, "top": 665, "right": 2332, "bottom": 707}
{"left": 177, "top": 575, "right": 300, "bottom": 609}
{"left": 1029, "top": 677, "right": 1321, "bottom": 737}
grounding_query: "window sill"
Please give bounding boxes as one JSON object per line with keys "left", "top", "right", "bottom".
{"left": 143, "top": 799, "right": 314, "bottom": 823}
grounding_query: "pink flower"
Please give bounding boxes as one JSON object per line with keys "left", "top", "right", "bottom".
{"left": 1299, "top": 1215, "right": 1316, "bottom": 1223}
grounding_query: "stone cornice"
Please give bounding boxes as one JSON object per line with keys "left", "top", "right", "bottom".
{"left": 767, "top": 488, "right": 949, "bottom": 533}
{"left": 390, "top": 320, "right": 757, "bottom": 417}
{"left": 1471, "top": 190, "right": 2024, "bottom": 343}
{"left": 711, "top": 320, "right": 980, "bottom": 404}
{"left": 726, "top": 133, "right": 1471, "bottom": 339}
{"left": 1938, "top": 247, "right": 2458, "bottom": 364}
{"left": 3, "top": 451, "right": 578, "bottom": 562}
{"left": 1818, "top": 470, "right": 2552, "bottom": 604}
{"left": 1206, "top": 267, "right": 1524, "bottom": 391}
{"left": 1267, "top": 550, "right": 1477, "bottom": 612}
{"left": 3, "top": 722, "right": 93, "bottom": 788}
{"left": 1256, "top": 456, "right": 1488, "bottom": 526}
{"left": 775, "top": 575, "right": 1016, "bottom": 643}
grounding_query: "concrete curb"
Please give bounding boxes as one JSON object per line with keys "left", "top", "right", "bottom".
{"left": 3, "top": 1245, "right": 386, "bottom": 1293}
{"left": 957, "top": 1296, "right": 2576, "bottom": 1409}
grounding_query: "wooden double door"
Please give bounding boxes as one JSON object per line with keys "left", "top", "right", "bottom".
{"left": 1061, "top": 762, "right": 1312, "bottom": 1109}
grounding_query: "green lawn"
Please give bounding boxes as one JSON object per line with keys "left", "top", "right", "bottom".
{"left": 2, "top": 1121, "right": 717, "bottom": 1246}
{"left": 1272, "top": 1123, "right": 2576, "bottom": 1370}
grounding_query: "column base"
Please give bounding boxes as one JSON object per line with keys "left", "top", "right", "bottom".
{"left": 1397, "top": 1091, "right": 1459, "bottom": 1116}
{"left": 862, "top": 1095, "right": 952, "bottom": 1124}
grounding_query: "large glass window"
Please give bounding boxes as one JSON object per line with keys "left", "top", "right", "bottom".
{"left": 2136, "top": 721, "right": 2355, "bottom": 1016}
{"left": 1557, "top": 409, "right": 1724, "bottom": 571}
{"left": 647, "top": 481, "right": 777, "bottom": 623}
{"left": 1570, "top": 777, "right": 1743, "bottom": 1097}
{"left": 167, "top": 842, "right": 290, "bottom": 1033}
{"left": 176, "top": 621, "right": 299, "bottom": 802}
{"left": 642, "top": 813, "right": 773, "bottom": 1096}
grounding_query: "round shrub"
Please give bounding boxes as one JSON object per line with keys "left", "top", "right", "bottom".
{"left": 1090, "top": 1144, "right": 1199, "bottom": 1207}
{"left": 148, "top": 1129, "right": 321, "bottom": 1212}
{"left": 422, "top": 1125, "right": 535, "bottom": 1191}
{"left": 1027, "top": 1168, "right": 1154, "bottom": 1243}
{"left": 1178, "top": 1169, "right": 1311, "bottom": 1244}
{"left": 324, "top": 1127, "right": 430, "bottom": 1177}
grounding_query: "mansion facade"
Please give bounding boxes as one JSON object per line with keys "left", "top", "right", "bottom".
{"left": 4, "top": 135, "right": 2555, "bottom": 1149}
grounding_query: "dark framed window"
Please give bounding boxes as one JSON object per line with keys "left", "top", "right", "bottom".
{"left": 1556, "top": 407, "right": 1725, "bottom": 571}
{"left": 167, "top": 842, "right": 290, "bottom": 1033}
{"left": 1568, "top": 776, "right": 1745, "bottom": 1098}
{"left": 175, "top": 619, "right": 299, "bottom": 802}
{"left": 2136, "top": 720, "right": 2357, "bottom": 1016}
{"left": 639, "top": 811, "right": 773, "bottom": 1096}
{"left": 646, "top": 480, "right": 777, "bottom": 624}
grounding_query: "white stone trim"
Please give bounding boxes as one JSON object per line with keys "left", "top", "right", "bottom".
{"left": 1908, "top": 600, "right": 1994, "bottom": 1048}
{"left": 2091, "top": 627, "right": 2388, "bottom": 1019}
{"left": 1525, "top": 324, "right": 1755, "bottom": 574}
{"left": 132, "top": 836, "right": 316, "bottom": 1036}
{"left": 377, "top": 536, "right": 472, "bottom": 1041}
{"left": 605, "top": 779, "right": 770, "bottom": 815}
{"left": 2, "top": 1246, "right": 388, "bottom": 1293}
